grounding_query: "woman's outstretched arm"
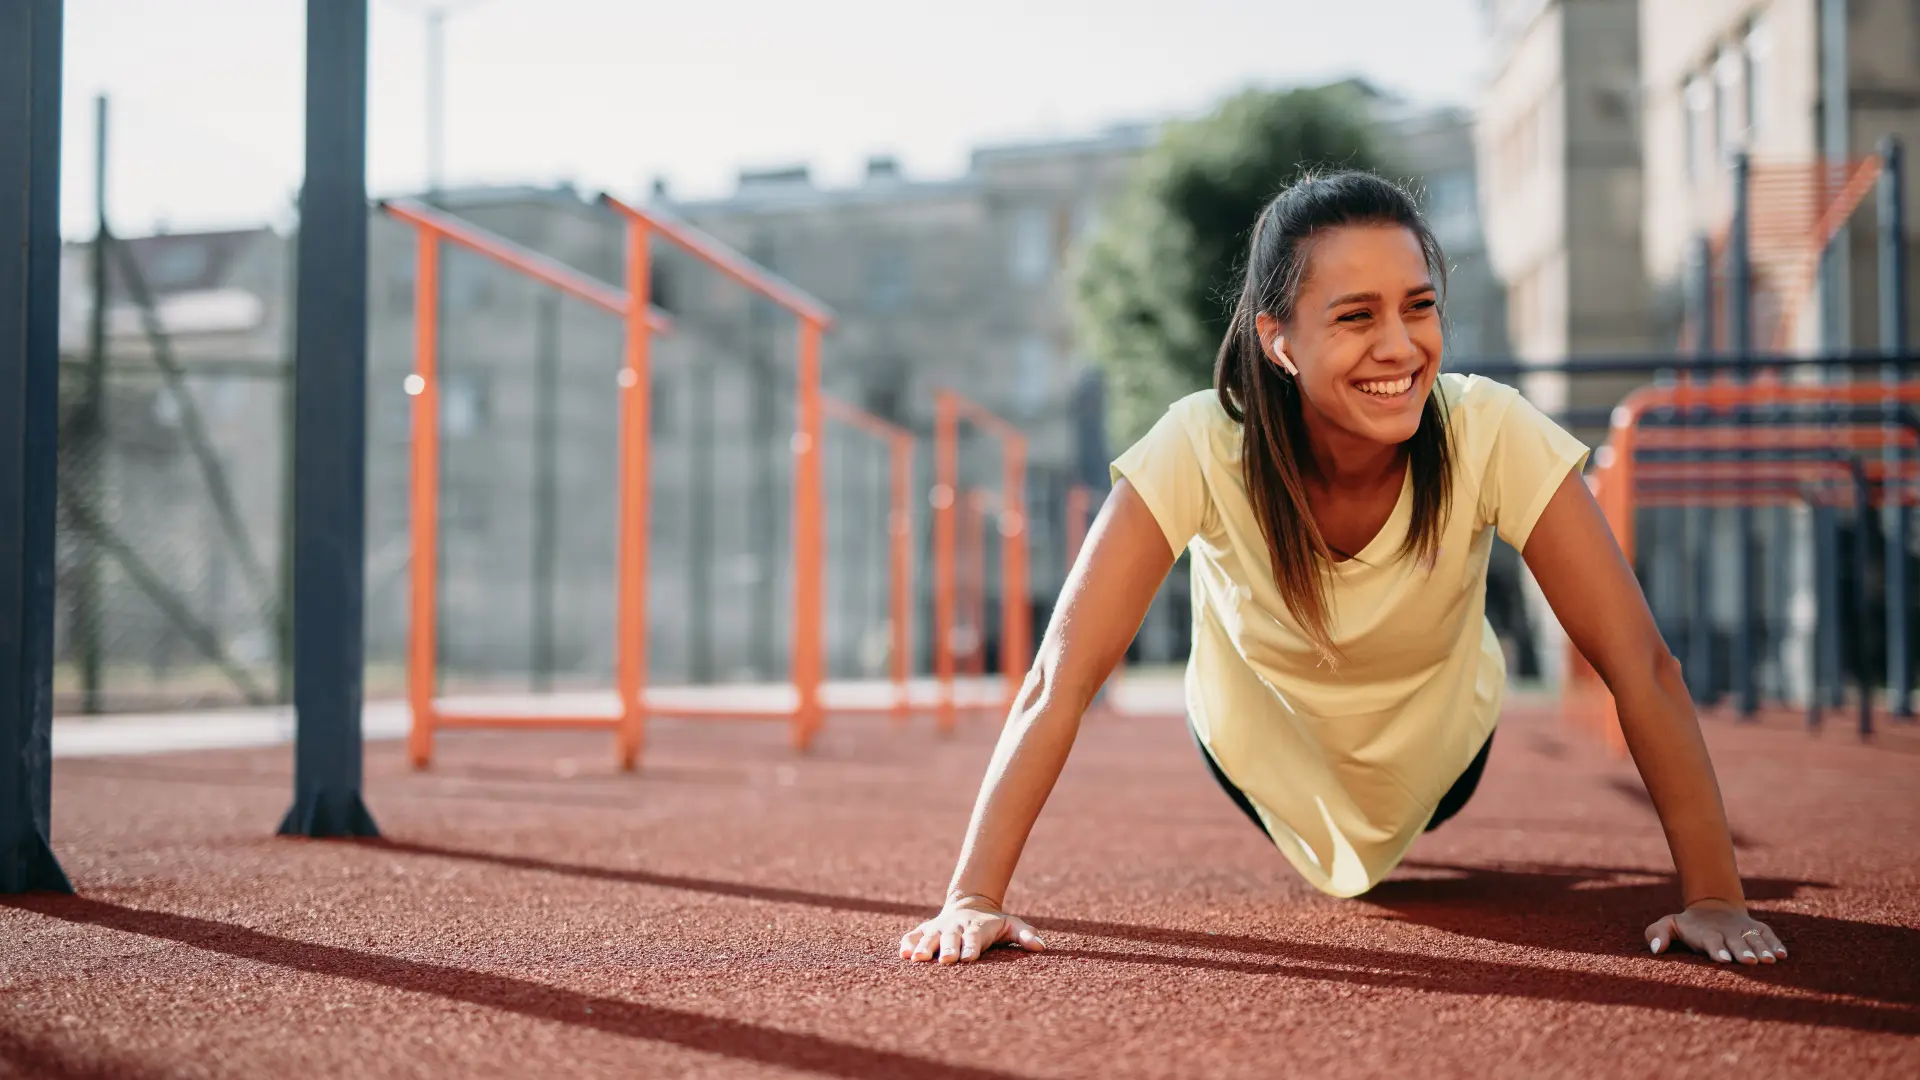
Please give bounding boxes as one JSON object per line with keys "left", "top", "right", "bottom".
{"left": 1522, "top": 469, "right": 1787, "bottom": 964}
{"left": 900, "top": 479, "right": 1177, "bottom": 964}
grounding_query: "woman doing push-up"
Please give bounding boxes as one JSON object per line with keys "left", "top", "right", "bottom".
{"left": 900, "top": 170, "right": 1785, "bottom": 967}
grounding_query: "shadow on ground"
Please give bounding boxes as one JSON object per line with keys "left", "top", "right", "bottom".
{"left": 4, "top": 894, "right": 1022, "bottom": 1080}
{"left": 322, "top": 837, "right": 1920, "bottom": 1034}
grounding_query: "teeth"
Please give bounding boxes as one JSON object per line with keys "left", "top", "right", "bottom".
{"left": 1357, "top": 375, "right": 1414, "bottom": 396}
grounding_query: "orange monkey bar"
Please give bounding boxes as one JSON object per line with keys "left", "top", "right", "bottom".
{"left": 1592, "top": 380, "right": 1920, "bottom": 567}
{"left": 1567, "top": 381, "right": 1920, "bottom": 750}
{"left": 933, "top": 390, "right": 1030, "bottom": 732}
{"left": 1632, "top": 459, "right": 1920, "bottom": 507}
{"left": 820, "top": 394, "right": 916, "bottom": 722}
{"left": 383, "top": 199, "right": 675, "bottom": 770}
{"left": 597, "top": 194, "right": 838, "bottom": 757}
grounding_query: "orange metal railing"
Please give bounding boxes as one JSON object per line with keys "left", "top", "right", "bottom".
{"left": 933, "top": 391, "right": 1030, "bottom": 732}
{"left": 389, "top": 195, "right": 878, "bottom": 770}
{"left": 820, "top": 394, "right": 917, "bottom": 722}
{"left": 382, "top": 199, "right": 673, "bottom": 770}
{"left": 597, "top": 195, "right": 838, "bottom": 755}
{"left": 1566, "top": 379, "right": 1920, "bottom": 749}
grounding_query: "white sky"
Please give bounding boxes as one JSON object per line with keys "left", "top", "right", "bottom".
{"left": 59, "top": 0, "right": 1490, "bottom": 238}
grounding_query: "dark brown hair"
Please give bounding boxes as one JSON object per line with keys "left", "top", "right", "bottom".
{"left": 1213, "top": 170, "right": 1454, "bottom": 665}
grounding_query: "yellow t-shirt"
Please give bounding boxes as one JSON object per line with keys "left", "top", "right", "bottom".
{"left": 1110, "top": 373, "right": 1589, "bottom": 897}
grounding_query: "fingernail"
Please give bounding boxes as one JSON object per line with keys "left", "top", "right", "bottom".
{"left": 1717, "top": 950, "right": 1732, "bottom": 962}
{"left": 1650, "top": 938, "right": 1662, "bottom": 953}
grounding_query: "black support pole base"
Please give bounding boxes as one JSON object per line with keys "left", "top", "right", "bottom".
{"left": 0, "top": 831, "right": 73, "bottom": 894}
{"left": 277, "top": 790, "right": 380, "bottom": 839}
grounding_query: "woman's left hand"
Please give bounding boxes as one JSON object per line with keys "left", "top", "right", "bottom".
{"left": 1645, "top": 899, "right": 1786, "bottom": 964}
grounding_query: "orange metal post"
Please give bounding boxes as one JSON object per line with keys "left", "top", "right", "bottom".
{"left": 934, "top": 392, "right": 959, "bottom": 732}
{"left": 406, "top": 232, "right": 441, "bottom": 769}
{"left": 1001, "top": 438, "right": 1029, "bottom": 706}
{"left": 792, "top": 318, "right": 826, "bottom": 749}
{"left": 890, "top": 430, "right": 914, "bottom": 722}
{"left": 615, "top": 215, "right": 653, "bottom": 771}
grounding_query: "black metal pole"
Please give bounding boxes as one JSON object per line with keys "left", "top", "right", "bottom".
{"left": 1880, "top": 136, "right": 1912, "bottom": 719}
{"left": 0, "top": 0, "right": 73, "bottom": 894}
{"left": 1804, "top": 490, "right": 1826, "bottom": 731}
{"left": 531, "top": 291, "right": 558, "bottom": 694}
{"left": 1850, "top": 459, "right": 1875, "bottom": 738}
{"left": 1688, "top": 234, "right": 1717, "bottom": 704}
{"left": 280, "top": 0, "right": 378, "bottom": 839}
{"left": 1817, "top": 503, "right": 1843, "bottom": 712}
{"left": 1730, "top": 152, "right": 1759, "bottom": 718}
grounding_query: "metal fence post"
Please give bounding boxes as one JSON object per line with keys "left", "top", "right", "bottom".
{"left": 1850, "top": 459, "right": 1875, "bottom": 738}
{"left": 1730, "top": 151, "right": 1759, "bottom": 718}
{"left": 1879, "top": 137, "right": 1912, "bottom": 718}
{"left": 1686, "top": 234, "right": 1716, "bottom": 703}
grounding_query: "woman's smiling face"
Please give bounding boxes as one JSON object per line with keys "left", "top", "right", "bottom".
{"left": 1256, "top": 223, "right": 1443, "bottom": 448}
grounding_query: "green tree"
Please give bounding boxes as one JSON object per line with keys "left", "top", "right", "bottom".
{"left": 1071, "top": 84, "right": 1384, "bottom": 446}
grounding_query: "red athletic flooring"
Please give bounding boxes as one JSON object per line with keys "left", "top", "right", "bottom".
{"left": 5, "top": 701, "right": 1918, "bottom": 1078}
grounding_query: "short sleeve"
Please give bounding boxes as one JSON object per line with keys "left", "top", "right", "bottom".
{"left": 1479, "top": 391, "right": 1590, "bottom": 552}
{"left": 1110, "top": 403, "right": 1212, "bottom": 557}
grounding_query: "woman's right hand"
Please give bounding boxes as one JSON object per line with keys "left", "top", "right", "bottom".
{"left": 899, "top": 897, "right": 1046, "bottom": 965}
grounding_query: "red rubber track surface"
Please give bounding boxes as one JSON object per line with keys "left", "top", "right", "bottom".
{"left": 4, "top": 702, "right": 1918, "bottom": 1079}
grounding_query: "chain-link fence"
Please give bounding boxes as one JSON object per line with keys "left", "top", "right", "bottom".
{"left": 55, "top": 230, "right": 291, "bottom": 713}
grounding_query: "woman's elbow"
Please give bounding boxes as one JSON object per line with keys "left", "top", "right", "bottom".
{"left": 1014, "top": 647, "right": 1103, "bottom": 722}
{"left": 1651, "top": 647, "right": 1689, "bottom": 698}
{"left": 1603, "top": 642, "right": 1689, "bottom": 703}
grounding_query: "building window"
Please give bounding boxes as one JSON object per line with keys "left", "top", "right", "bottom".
{"left": 442, "top": 371, "right": 487, "bottom": 438}
{"left": 652, "top": 373, "right": 673, "bottom": 437}
{"left": 1010, "top": 205, "right": 1053, "bottom": 284}
{"left": 863, "top": 357, "right": 908, "bottom": 424}
{"left": 1425, "top": 171, "right": 1476, "bottom": 247}
{"left": 1713, "top": 45, "right": 1743, "bottom": 155}
{"left": 650, "top": 264, "right": 676, "bottom": 314}
{"left": 1684, "top": 74, "right": 1712, "bottom": 182}
{"left": 388, "top": 257, "right": 415, "bottom": 313}
{"left": 444, "top": 252, "right": 496, "bottom": 310}
{"left": 147, "top": 244, "right": 209, "bottom": 290}
{"left": 865, "top": 246, "right": 910, "bottom": 312}
{"left": 1014, "top": 336, "right": 1054, "bottom": 412}
{"left": 1744, "top": 17, "right": 1771, "bottom": 138}
{"left": 1071, "top": 200, "right": 1101, "bottom": 243}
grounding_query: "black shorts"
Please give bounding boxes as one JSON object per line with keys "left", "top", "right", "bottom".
{"left": 1187, "top": 718, "right": 1493, "bottom": 839}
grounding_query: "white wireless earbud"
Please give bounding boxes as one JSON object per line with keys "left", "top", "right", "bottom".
{"left": 1272, "top": 343, "right": 1299, "bottom": 378}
